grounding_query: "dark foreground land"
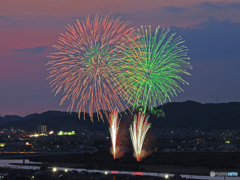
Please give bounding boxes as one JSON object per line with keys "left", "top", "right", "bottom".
{"left": 27, "top": 151, "right": 240, "bottom": 176}
{"left": 0, "top": 167, "right": 197, "bottom": 180}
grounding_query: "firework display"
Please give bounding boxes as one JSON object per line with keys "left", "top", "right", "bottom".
{"left": 108, "top": 110, "right": 120, "bottom": 159}
{"left": 47, "top": 14, "right": 141, "bottom": 121}
{"left": 129, "top": 111, "right": 151, "bottom": 161}
{"left": 47, "top": 14, "right": 192, "bottom": 161}
{"left": 122, "top": 25, "right": 192, "bottom": 113}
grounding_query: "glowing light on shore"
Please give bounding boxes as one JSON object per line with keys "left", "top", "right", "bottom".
{"left": 129, "top": 111, "right": 151, "bottom": 161}
{"left": 53, "top": 167, "right": 57, "bottom": 172}
{"left": 108, "top": 110, "right": 120, "bottom": 159}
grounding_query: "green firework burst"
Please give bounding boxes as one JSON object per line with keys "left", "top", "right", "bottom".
{"left": 123, "top": 25, "right": 192, "bottom": 113}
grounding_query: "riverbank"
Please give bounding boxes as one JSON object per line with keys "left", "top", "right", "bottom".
{"left": 9, "top": 162, "right": 240, "bottom": 177}
{"left": 1, "top": 160, "right": 238, "bottom": 180}
{"left": 10, "top": 162, "right": 85, "bottom": 168}
{"left": 139, "top": 165, "right": 240, "bottom": 176}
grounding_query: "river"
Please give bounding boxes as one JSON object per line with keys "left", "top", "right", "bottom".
{"left": 0, "top": 159, "right": 238, "bottom": 180}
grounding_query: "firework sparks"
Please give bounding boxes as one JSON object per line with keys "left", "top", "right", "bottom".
{"left": 122, "top": 25, "right": 192, "bottom": 113}
{"left": 108, "top": 110, "right": 120, "bottom": 159}
{"left": 129, "top": 111, "right": 151, "bottom": 161}
{"left": 47, "top": 14, "right": 141, "bottom": 121}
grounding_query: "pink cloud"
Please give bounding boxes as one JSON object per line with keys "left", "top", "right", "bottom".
{"left": 1, "top": 0, "right": 239, "bottom": 17}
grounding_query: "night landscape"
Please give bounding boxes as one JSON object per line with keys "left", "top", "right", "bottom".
{"left": 0, "top": 0, "right": 240, "bottom": 180}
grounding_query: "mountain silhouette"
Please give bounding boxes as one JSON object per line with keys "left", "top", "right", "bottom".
{"left": 3, "top": 115, "right": 22, "bottom": 121}
{"left": 0, "top": 100, "right": 240, "bottom": 131}
{"left": 0, "top": 115, "right": 23, "bottom": 126}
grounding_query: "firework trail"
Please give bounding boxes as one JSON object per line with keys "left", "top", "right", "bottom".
{"left": 129, "top": 111, "right": 151, "bottom": 161}
{"left": 122, "top": 25, "right": 192, "bottom": 113}
{"left": 47, "top": 14, "right": 142, "bottom": 121}
{"left": 108, "top": 110, "right": 120, "bottom": 159}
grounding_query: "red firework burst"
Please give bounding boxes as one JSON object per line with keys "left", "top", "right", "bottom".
{"left": 47, "top": 14, "right": 140, "bottom": 121}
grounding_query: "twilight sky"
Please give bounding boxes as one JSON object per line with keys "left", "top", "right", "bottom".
{"left": 0, "top": 0, "right": 240, "bottom": 116}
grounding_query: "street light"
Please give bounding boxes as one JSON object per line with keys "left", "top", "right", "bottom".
{"left": 53, "top": 167, "right": 57, "bottom": 172}
{"left": 65, "top": 169, "right": 68, "bottom": 172}
{"left": 52, "top": 167, "right": 58, "bottom": 180}
{"left": 165, "top": 174, "right": 169, "bottom": 179}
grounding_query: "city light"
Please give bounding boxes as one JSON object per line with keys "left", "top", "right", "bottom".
{"left": 28, "top": 133, "right": 46, "bottom": 137}
{"left": 64, "top": 169, "right": 68, "bottom": 172}
{"left": 0, "top": 143, "right": 5, "bottom": 147}
{"left": 165, "top": 174, "right": 169, "bottom": 179}
{"left": 57, "top": 131, "right": 75, "bottom": 136}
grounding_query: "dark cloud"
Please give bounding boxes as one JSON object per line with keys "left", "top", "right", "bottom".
{"left": 164, "top": 6, "right": 186, "bottom": 13}
{"left": 199, "top": 2, "right": 226, "bottom": 10}
{"left": 199, "top": 1, "right": 240, "bottom": 11}
{"left": 13, "top": 46, "right": 49, "bottom": 54}
{"left": 0, "top": 15, "right": 13, "bottom": 20}
{"left": 169, "top": 18, "right": 240, "bottom": 62}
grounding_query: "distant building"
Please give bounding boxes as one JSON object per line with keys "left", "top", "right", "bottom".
{"left": 37, "top": 124, "right": 47, "bottom": 133}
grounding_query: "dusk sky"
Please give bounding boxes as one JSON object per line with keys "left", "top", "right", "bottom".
{"left": 0, "top": 0, "right": 240, "bottom": 116}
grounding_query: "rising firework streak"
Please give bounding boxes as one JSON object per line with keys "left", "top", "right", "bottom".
{"left": 108, "top": 110, "right": 120, "bottom": 159}
{"left": 129, "top": 111, "right": 151, "bottom": 161}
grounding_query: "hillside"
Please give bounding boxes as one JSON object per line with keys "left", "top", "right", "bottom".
{"left": 0, "top": 115, "right": 22, "bottom": 126}
{"left": 156, "top": 100, "right": 240, "bottom": 129}
{"left": 0, "top": 100, "right": 240, "bottom": 131}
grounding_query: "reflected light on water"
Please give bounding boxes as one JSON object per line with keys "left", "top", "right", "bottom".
{"left": 111, "top": 171, "right": 119, "bottom": 174}
{"left": 132, "top": 172, "right": 143, "bottom": 175}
